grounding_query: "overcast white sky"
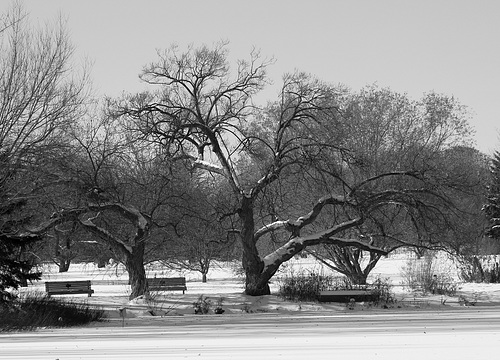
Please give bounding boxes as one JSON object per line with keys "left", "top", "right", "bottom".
{"left": 3, "top": 0, "right": 499, "bottom": 154}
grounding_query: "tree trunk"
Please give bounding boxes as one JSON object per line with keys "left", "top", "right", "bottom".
{"left": 345, "top": 251, "right": 382, "bottom": 286}
{"left": 245, "top": 271, "right": 271, "bottom": 295}
{"left": 54, "top": 227, "right": 75, "bottom": 273}
{"left": 239, "top": 196, "right": 271, "bottom": 296}
{"left": 58, "top": 258, "right": 71, "bottom": 273}
{"left": 125, "top": 243, "right": 147, "bottom": 300}
{"left": 19, "top": 270, "right": 29, "bottom": 287}
{"left": 97, "top": 257, "right": 108, "bottom": 268}
{"left": 472, "top": 256, "right": 485, "bottom": 282}
{"left": 347, "top": 272, "right": 368, "bottom": 285}
{"left": 200, "top": 259, "right": 209, "bottom": 283}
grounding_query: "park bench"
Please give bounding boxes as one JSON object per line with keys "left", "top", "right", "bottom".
{"left": 147, "top": 277, "right": 187, "bottom": 294}
{"left": 45, "top": 280, "right": 94, "bottom": 297}
{"left": 318, "top": 289, "right": 378, "bottom": 303}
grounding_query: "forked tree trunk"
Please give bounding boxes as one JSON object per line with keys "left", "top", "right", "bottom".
{"left": 344, "top": 253, "right": 382, "bottom": 286}
{"left": 347, "top": 272, "right": 368, "bottom": 285}
{"left": 237, "top": 194, "right": 377, "bottom": 295}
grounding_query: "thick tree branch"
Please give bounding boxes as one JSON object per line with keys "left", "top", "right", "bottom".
{"left": 192, "top": 158, "right": 225, "bottom": 175}
{"left": 261, "top": 216, "right": 387, "bottom": 271}
{"left": 86, "top": 202, "right": 150, "bottom": 232}
{"left": 254, "top": 193, "right": 353, "bottom": 242}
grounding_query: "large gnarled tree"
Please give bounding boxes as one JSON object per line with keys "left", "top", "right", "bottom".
{"left": 35, "top": 112, "right": 193, "bottom": 299}
{"left": 116, "top": 43, "right": 474, "bottom": 295}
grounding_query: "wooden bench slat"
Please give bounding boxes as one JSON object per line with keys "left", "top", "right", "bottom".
{"left": 45, "top": 280, "right": 94, "bottom": 297}
{"left": 147, "top": 277, "right": 187, "bottom": 293}
{"left": 318, "top": 290, "right": 378, "bottom": 303}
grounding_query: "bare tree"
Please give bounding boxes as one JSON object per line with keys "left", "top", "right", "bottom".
{"left": 34, "top": 110, "right": 196, "bottom": 299}
{"left": 0, "top": 4, "right": 89, "bottom": 164}
{"left": 51, "top": 222, "right": 79, "bottom": 273}
{"left": 161, "top": 182, "right": 237, "bottom": 282}
{"left": 0, "top": 3, "right": 89, "bottom": 302}
{"left": 114, "top": 44, "right": 375, "bottom": 295}
{"left": 306, "top": 86, "right": 476, "bottom": 284}
{"left": 115, "top": 44, "right": 475, "bottom": 296}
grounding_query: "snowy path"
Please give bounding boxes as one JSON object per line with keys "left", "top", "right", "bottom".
{"left": 1, "top": 308, "right": 499, "bottom": 359}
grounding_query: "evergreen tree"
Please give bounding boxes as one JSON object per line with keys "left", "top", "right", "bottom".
{"left": 484, "top": 151, "right": 500, "bottom": 239}
{"left": 0, "top": 197, "right": 41, "bottom": 305}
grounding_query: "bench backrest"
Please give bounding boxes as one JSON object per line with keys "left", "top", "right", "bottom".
{"left": 147, "top": 277, "right": 186, "bottom": 287}
{"left": 45, "top": 280, "right": 92, "bottom": 292}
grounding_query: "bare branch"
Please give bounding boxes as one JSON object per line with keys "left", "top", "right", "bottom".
{"left": 262, "top": 217, "right": 387, "bottom": 270}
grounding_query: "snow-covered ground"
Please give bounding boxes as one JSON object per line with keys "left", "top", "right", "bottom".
{"left": 17, "top": 252, "right": 500, "bottom": 320}
{"left": 4, "top": 252, "right": 500, "bottom": 359}
{"left": 3, "top": 310, "right": 500, "bottom": 359}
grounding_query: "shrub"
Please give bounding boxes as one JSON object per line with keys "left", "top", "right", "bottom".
{"left": 144, "top": 291, "right": 181, "bottom": 316}
{"left": 193, "top": 295, "right": 211, "bottom": 314}
{"left": 400, "top": 255, "right": 433, "bottom": 291}
{"left": 278, "top": 270, "right": 335, "bottom": 302}
{"left": 214, "top": 297, "right": 225, "bottom": 314}
{"left": 457, "top": 256, "right": 486, "bottom": 283}
{"left": 400, "top": 254, "right": 458, "bottom": 296}
{"left": 0, "top": 294, "right": 105, "bottom": 332}
{"left": 459, "top": 256, "right": 500, "bottom": 283}
{"left": 485, "top": 264, "right": 500, "bottom": 283}
{"left": 432, "top": 274, "right": 458, "bottom": 296}
{"left": 370, "top": 277, "right": 396, "bottom": 306}
{"left": 328, "top": 276, "right": 358, "bottom": 290}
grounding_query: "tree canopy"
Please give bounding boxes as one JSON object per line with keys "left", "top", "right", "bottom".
{"left": 0, "top": 15, "right": 488, "bottom": 301}
{"left": 115, "top": 43, "right": 476, "bottom": 295}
